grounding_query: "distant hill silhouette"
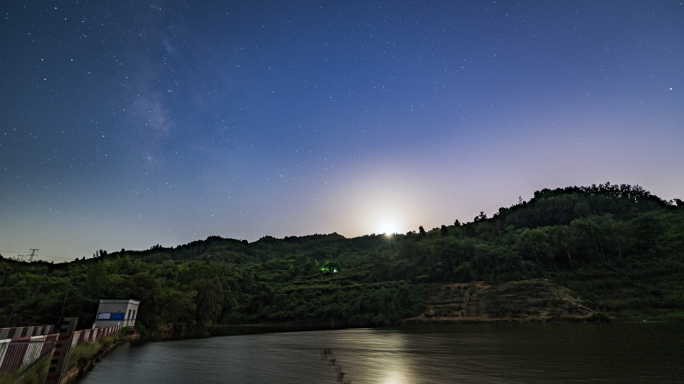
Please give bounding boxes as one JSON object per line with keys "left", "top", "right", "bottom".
{"left": 2, "top": 183, "right": 683, "bottom": 330}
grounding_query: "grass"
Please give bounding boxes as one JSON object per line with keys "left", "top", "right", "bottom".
{"left": 65, "top": 331, "right": 122, "bottom": 371}
{"left": 0, "top": 351, "right": 51, "bottom": 384}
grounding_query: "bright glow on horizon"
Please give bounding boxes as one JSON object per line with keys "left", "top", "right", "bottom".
{"left": 377, "top": 219, "right": 399, "bottom": 236}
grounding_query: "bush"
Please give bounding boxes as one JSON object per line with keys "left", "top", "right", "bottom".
{"left": 66, "top": 329, "right": 124, "bottom": 371}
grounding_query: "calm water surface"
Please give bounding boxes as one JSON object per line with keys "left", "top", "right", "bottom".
{"left": 80, "top": 323, "right": 684, "bottom": 384}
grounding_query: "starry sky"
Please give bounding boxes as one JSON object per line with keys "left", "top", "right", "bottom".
{"left": 1, "top": 1, "right": 683, "bottom": 262}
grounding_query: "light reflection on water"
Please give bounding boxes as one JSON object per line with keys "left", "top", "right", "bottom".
{"left": 80, "top": 323, "right": 684, "bottom": 384}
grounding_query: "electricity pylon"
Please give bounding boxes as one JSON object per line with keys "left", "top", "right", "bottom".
{"left": 27, "top": 249, "right": 39, "bottom": 262}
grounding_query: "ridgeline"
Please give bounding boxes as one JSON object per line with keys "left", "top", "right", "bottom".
{"left": 2, "top": 183, "right": 683, "bottom": 332}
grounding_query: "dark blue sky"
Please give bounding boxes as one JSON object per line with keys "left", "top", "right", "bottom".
{"left": 1, "top": 1, "right": 683, "bottom": 261}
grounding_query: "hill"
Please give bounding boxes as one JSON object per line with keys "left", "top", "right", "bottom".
{"left": 1, "top": 183, "right": 683, "bottom": 331}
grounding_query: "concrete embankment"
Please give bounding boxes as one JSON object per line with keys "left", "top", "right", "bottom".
{"left": 61, "top": 329, "right": 139, "bottom": 384}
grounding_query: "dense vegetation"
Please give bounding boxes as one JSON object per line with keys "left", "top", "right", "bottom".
{"left": 1, "top": 183, "right": 683, "bottom": 331}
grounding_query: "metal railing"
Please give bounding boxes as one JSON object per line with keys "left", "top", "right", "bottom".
{"left": 0, "top": 324, "right": 121, "bottom": 375}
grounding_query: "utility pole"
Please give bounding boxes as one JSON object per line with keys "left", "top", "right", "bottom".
{"left": 28, "top": 248, "right": 39, "bottom": 262}
{"left": 45, "top": 317, "right": 78, "bottom": 384}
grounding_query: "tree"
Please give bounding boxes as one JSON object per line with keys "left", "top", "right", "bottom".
{"left": 293, "top": 255, "right": 316, "bottom": 276}
{"left": 159, "top": 288, "right": 197, "bottom": 329}
{"left": 454, "top": 219, "right": 461, "bottom": 226}
{"left": 85, "top": 262, "right": 109, "bottom": 298}
{"left": 418, "top": 226, "right": 426, "bottom": 237}
{"left": 440, "top": 225, "right": 449, "bottom": 237}
{"left": 127, "top": 272, "right": 160, "bottom": 331}
{"left": 474, "top": 211, "right": 487, "bottom": 223}
{"left": 191, "top": 278, "right": 223, "bottom": 327}
{"left": 515, "top": 228, "right": 555, "bottom": 268}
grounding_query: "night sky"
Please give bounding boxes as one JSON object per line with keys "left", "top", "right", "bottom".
{"left": 1, "top": 1, "right": 682, "bottom": 262}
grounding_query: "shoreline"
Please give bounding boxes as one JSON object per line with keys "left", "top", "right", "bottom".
{"left": 136, "top": 315, "right": 620, "bottom": 342}
{"left": 62, "top": 331, "right": 140, "bottom": 384}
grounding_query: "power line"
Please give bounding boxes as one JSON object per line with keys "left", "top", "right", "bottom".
{"left": 1, "top": 249, "right": 67, "bottom": 262}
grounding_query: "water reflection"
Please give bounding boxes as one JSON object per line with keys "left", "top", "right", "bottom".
{"left": 341, "top": 330, "right": 413, "bottom": 384}
{"left": 320, "top": 348, "right": 351, "bottom": 383}
{"left": 80, "top": 323, "right": 684, "bottom": 384}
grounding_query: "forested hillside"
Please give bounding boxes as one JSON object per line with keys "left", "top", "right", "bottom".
{"left": 2, "top": 183, "right": 683, "bottom": 331}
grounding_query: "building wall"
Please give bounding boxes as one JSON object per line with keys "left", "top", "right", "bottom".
{"left": 94, "top": 299, "right": 140, "bottom": 328}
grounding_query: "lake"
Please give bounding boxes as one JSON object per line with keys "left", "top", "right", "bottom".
{"left": 80, "top": 323, "right": 684, "bottom": 384}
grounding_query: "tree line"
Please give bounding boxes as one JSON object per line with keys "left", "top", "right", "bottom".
{"left": 1, "top": 183, "right": 682, "bottom": 331}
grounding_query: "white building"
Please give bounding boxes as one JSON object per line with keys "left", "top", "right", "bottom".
{"left": 94, "top": 298, "right": 140, "bottom": 328}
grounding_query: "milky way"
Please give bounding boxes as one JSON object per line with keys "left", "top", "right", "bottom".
{"left": 1, "top": 1, "right": 682, "bottom": 261}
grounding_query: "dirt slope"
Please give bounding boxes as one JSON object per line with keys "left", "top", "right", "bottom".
{"left": 404, "top": 279, "right": 593, "bottom": 323}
